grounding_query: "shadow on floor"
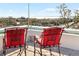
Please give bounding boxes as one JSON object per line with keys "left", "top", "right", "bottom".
{"left": 27, "top": 38, "right": 79, "bottom": 56}
{"left": 0, "top": 38, "right": 79, "bottom": 56}
{"left": 0, "top": 47, "right": 23, "bottom": 56}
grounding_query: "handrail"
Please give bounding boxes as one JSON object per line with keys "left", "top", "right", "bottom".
{"left": 0, "top": 25, "right": 79, "bottom": 35}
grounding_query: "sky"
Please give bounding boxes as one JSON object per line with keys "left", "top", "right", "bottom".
{"left": 0, "top": 3, "right": 79, "bottom": 18}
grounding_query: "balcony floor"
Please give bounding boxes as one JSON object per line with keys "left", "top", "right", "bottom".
{"left": 0, "top": 41, "right": 79, "bottom": 56}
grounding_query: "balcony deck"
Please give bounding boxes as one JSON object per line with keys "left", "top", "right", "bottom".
{"left": 0, "top": 25, "right": 79, "bottom": 56}
{"left": 0, "top": 40, "right": 79, "bottom": 56}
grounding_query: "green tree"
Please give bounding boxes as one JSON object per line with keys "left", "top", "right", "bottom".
{"left": 74, "top": 10, "right": 79, "bottom": 22}
{"left": 57, "top": 3, "right": 71, "bottom": 28}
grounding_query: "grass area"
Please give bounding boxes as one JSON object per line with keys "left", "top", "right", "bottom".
{"left": 0, "top": 32, "right": 4, "bottom": 34}
{"left": 0, "top": 30, "right": 4, "bottom": 34}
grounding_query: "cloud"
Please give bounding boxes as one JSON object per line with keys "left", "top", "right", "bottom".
{"left": 31, "top": 8, "right": 59, "bottom": 17}
{"left": 9, "top": 9, "right": 13, "bottom": 13}
{"left": 39, "top": 8, "right": 57, "bottom": 13}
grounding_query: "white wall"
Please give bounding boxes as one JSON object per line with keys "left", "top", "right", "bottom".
{"left": 0, "top": 34, "right": 4, "bottom": 52}
{"left": 61, "top": 33, "right": 79, "bottom": 50}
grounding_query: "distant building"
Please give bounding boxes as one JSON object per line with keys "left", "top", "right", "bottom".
{"left": 11, "top": 19, "right": 20, "bottom": 26}
{"left": 16, "top": 19, "right": 20, "bottom": 25}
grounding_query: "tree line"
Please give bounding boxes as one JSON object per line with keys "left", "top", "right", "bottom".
{"left": 0, "top": 3, "right": 79, "bottom": 29}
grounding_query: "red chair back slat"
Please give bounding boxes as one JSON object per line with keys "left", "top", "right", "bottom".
{"left": 41, "top": 27, "right": 64, "bottom": 46}
{"left": 5, "top": 27, "right": 27, "bottom": 48}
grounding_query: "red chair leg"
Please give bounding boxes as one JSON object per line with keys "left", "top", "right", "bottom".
{"left": 3, "top": 49, "right": 6, "bottom": 56}
{"left": 49, "top": 46, "right": 52, "bottom": 56}
{"left": 3, "top": 38, "right": 6, "bottom": 56}
{"left": 33, "top": 36, "right": 36, "bottom": 56}
{"left": 24, "top": 46, "right": 27, "bottom": 56}
{"left": 17, "top": 46, "right": 26, "bottom": 56}
{"left": 17, "top": 45, "right": 22, "bottom": 56}
{"left": 20, "top": 46, "right": 22, "bottom": 56}
{"left": 40, "top": 46, "right": 42, "bottom": 56}
{"left": 34, "top": 41, "right": 36, "bottom": 56}
{"left": 58, "top": 45, "right": 61, "bottom": 56}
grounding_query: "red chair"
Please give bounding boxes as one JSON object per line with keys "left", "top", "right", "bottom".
{"left": 33, "top": 27, "right": 64, "bottom": 56}
{"left": 3, "top": 27, "right": 28, "bottom": 56}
